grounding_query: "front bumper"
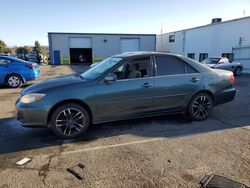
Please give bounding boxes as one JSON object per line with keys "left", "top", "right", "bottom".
{"left": 16, "top": 100, "right": 50, "bottom": 128}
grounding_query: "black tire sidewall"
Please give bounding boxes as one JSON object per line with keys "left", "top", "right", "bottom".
{"left": 6, "top": 74, "right": 22, "bottom": 88}
{"left": 188, "top": 93, "right": 213, "bottom": 121}
{"left": 51, "top": 103, "right": 90, "bottom": 139}
{"left": 234, "top": 67, "right": 242, "bottom": 76}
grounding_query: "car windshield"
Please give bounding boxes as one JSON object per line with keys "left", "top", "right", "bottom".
{"left": 202, "top": 58, "right": 219, "bottom": 64}
{"left": 81, "top": 57, "right": 123, "bottom": 80}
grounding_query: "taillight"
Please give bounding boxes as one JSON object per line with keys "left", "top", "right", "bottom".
{"left": 230, "top": 74, "right": 235, "bottom": 84}
{"left": 26, "top": 64, "right": 36, "bottom": 69}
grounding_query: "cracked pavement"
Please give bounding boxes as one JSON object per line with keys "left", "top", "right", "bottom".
{"left": 0, "top": 66, "right": 250, "bottom": 187}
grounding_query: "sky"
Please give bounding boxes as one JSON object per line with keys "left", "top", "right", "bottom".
{"left": 0, "top": 0, "right": 249, "bottom": 46}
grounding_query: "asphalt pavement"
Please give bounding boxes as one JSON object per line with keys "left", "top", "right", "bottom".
{"left": 0, "top": 66, "right": 249, "bottom": 188}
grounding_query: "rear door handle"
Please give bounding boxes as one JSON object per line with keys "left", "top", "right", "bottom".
{"left": 143, "top": 83, "right": 153, "bottom": 88}
{"left": 191, "top": 78, "right": 200, "bottom": 82}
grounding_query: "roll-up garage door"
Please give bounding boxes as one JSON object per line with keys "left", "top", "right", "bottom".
{"left": 69, "top": 37, "right": 92, "bottom": 48}
{"left": 120, "top": 38, "right": 139, "bottom": 53}
{"left": 69, "top": 37, "right": 92, "bottom": 64}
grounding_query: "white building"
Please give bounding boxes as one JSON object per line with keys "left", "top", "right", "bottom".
{"left": 157, "top": 17, "right": 250, "bottom": 72}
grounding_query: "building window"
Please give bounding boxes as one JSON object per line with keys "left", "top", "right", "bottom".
{"left": 169, "top": 35, "right": 175, "bottom": 43}
{"left": 187, "top": 53, "right": 195, "bottom": 59}
{"left": 199, "top": 53, "right": 208, "bottom": 62}
{"left": 222, "top": 53, "right": 234, "bottom": 62}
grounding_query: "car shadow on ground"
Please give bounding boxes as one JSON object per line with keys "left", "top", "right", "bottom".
{"left": 0, "top": 83, "right": 34, "bottom": 89}
{"left": 0, "top": 111, "right": 247, "bottom": 155}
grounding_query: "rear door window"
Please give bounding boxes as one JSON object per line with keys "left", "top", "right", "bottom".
{"left": 155, "top": 55, "right": 198, "bottom": 76}
{"left": 155, "top": 56, "right": 185, "bottom": 76}
{"left": 186, "top": 63, "right": 198, "bottom": 74}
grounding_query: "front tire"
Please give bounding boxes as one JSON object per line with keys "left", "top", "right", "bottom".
{"left": 51, "top": 103, "right": 90, "bottom": 139}
{"left": 6, "top": 74, "right": 22, "bottom": 88}
{"left": 188, "top": 93, "right": 213, "bottom": 121}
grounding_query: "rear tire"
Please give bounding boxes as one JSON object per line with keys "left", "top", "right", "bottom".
{"left": 188, "top": 93, "right": 213, "bottom": 121}
{"left": 6, "top": 74, "right": 22, "bottom": 88}
{"left": 51, "top": 103, "right": 90, "bottom": 139}
{"left": 234, "top": 66, "right": 242, "bottom": 76}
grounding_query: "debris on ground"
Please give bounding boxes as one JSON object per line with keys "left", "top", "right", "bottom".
{"left": 66, "top": 163, "right": 85, "bottom": 180}
{"left": 16, "top": 157, "right": 31, "bottom": 166}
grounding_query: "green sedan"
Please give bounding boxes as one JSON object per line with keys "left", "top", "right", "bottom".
{"left": 16, "top": 52, "right": 236, "bottom": 139}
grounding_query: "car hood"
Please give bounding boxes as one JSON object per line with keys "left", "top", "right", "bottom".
{"left": 21, "top": 74, "right": 87, "bottom": 95}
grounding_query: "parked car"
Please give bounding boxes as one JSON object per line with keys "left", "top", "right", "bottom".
{"left": 0, "top": 55, "right": 40, "bottom": 88}
{"left": 27, "top": 52, "right": 37, "bottom": 63}
{"left": 16, "top": 52, "right": 236, "bottom": 139}
{"left": 201, "top": 57, "right": 243, "bottom": 76}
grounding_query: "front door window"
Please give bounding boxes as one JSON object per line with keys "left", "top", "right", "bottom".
{"left": 113, "top": 56, "right": 151, "bottom": 80}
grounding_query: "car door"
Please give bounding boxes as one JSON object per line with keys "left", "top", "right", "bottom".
{"left": 0, "top": 58, "right": 11, "bottom": 84}
{"left": 94, "top": 56, "right": 154, "bottom": 122}
{"left": 153, "top": 55, "right": 201, "bottom": 112}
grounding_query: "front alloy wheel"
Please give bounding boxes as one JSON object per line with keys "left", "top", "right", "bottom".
{"left": 188, "top": 93, "right": 213, "bottom": 121}
{"left": 51, "top": 103, "right": 90, "bottom": 139}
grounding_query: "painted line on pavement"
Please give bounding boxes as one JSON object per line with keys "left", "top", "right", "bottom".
{"left": 61, "top": 137, "right": 166, "bottom": 155}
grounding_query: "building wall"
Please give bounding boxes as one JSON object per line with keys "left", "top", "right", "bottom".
{"left": 157, "top": 17, "right": 250, "bottom": 62}
{"left": 48, "top": 33, "right": 156, "bottom": 64}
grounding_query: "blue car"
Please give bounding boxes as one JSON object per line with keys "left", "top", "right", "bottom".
{"left": 0, "top": 55, "right": 40, "bottom": 88}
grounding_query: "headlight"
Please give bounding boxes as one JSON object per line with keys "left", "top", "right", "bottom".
{"left": 20, "top": 93, "right": 46, "bottom": 104}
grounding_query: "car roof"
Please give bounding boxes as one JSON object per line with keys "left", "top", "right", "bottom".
{"left": 0, "top": 55, "right": 17, "bottom": 60}
{"left": 0, "top": 55, "right": 30, "bottom": 63}
{"left": 112, "top": 51, "right": 179, "bottom": 58}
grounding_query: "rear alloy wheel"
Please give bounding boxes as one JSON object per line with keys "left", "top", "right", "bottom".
{"left": 234, "top": 67, "right": 242, "bottom": 76}
{"left": 6, "top": 74, "right": 22, "bottom": 88}
{"left": 188, "top": 93, "right": 213, "bottom": 121}
{"left": 51, "top": 103, "right": 90, "bottom": 139}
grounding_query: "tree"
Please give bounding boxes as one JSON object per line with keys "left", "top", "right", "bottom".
{"left": 34, "top": 41, "right": 42, "bottom": 63}
{"left": 4, "top": 48, "right": 14, "bottom": 54}
{"left": 0, "top": 39, "right": 7, "bottom": 53}
{"left": 16, "top": 46, "right": 32, "bottom": 54}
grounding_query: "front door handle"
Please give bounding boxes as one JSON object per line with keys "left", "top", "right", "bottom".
{"left": 191, "top": 78, "right": 200, "bottom": 82}
{"left": 143, "top": 83, "right": 153, "bottom": 88}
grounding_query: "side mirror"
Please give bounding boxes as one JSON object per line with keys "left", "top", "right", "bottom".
{"left": 104, "top": 74, "right": 117, "bottom": 83}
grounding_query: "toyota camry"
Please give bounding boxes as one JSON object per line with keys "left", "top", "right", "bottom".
{"left": 16, "top": 52, "right": 236, "bottom": 138}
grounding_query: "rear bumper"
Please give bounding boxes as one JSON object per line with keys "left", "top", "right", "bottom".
{"left": 24, "top": 68, "right": 41, "bottom": 82}
{"left": 214, "top": 87, "right": 236, "bottom": 105}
